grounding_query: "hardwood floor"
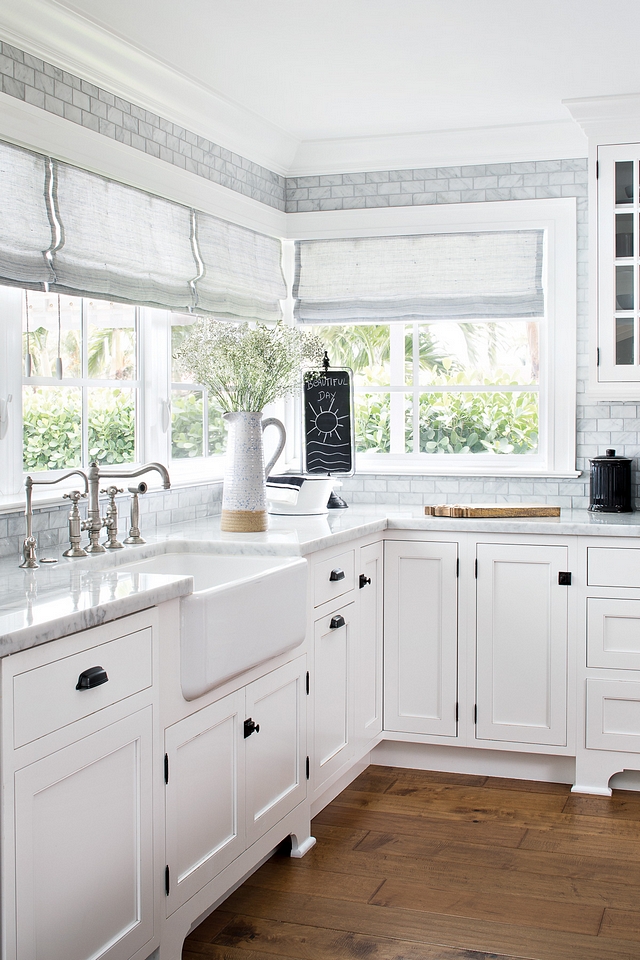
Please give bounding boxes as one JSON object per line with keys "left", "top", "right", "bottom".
{"left": 183, "top": 766, "right": 640, "bottom": 960}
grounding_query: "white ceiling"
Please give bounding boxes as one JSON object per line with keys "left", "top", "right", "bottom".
{"left": 3, "top": 0, "right": 640, "bottom": 173}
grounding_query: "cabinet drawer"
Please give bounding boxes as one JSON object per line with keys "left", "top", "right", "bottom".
{"left": 313, "top": 549, "right": 355, "bottom": 607}
{"left": 587, "top": 547, "right": 640, "bottom": 588}
{"left": 586, "top": 679, "right": 640, "bottom": 752}
{"left": 13, "top": 627, "right": 153, "bottom": 748}
{"left": 587, "top": 598, "right": 640, "bottom": 669}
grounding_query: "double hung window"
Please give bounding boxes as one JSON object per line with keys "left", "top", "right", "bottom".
{"left": 293, "top": 198, "right": 576, "bottom": 475}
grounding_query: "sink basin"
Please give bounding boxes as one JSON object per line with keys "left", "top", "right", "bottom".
{"left": 118, "top": 552, "right": 307, "bottom": 699}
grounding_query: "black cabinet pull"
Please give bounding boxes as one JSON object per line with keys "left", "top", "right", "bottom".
{"left": 329, "top": 568, "right": 345, "bottom": 582}
{"left": 359, "top": 574, "right": 371, "bottom": 589}
{"left": 244, "top": 718, "right": 260, "bottom": 738}
{"left": 330, "top": 614, "right": 345, "bottom": 629}
{"left": 76, "top": 666, "right": 109, "bottom": 690}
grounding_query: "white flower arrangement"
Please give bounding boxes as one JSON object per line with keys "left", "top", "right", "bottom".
{"left": 173, "top": 318, "right": 324, "bottom": 412}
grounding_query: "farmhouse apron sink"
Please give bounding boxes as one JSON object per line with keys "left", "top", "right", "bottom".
{"left": 118, "top": 551, "right": 307, "bottom": 699}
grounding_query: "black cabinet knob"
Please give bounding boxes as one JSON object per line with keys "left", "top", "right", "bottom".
{"left": 244, "top": 718, "right": 260, "bottom": 738}
{"left": 359, "top": 574, "right": 372, "bottom": 589}
{"left": 330, "top": 614, "right": 346, "bottom": 629}
{"left": 76, "top": 666, "right": 109, "bottom": 690}
{"left": 329, "top": 568, "right": 345, "bottom": 582}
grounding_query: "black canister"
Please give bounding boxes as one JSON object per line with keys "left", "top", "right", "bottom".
{"left": 589, "top": 449, "right": 633, "bottom": 513}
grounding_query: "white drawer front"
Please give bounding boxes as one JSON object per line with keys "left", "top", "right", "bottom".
{"left": 586, "top": 679, "right": 640, "bottom": 752}
{"left": 587, "top": 547, "right": 640, "bottom": 588}
{"left": 587, "top": 598, "right": 640, "bottom": 669}
{"left": 13, "top": 627, "right": 153, "bottom": 748}
{"left": 313, "top": 549, "right": 355, "bottom": 607}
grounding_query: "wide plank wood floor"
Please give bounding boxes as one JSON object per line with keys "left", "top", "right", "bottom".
{"left": 183, "top": 766, "right": 640, "bottom": 960}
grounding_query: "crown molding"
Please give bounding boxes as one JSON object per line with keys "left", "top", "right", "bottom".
{"left": 564, "top": 93, "right": 640, "bottom": 144}
{"left": 0, "top": 0, "right": 299, "bottom": 176}
{"left": 289, "top": 119, "right": 587, "bottom": 176}
{"left": 0, "top": 92, "right": 287, "bottom": 236}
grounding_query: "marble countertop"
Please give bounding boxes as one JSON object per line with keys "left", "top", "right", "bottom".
{"left": 2, "top": 503, "right": 640, "bottom": 656}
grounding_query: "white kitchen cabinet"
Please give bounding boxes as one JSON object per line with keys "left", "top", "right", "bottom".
{"left": 312, "top": 601, "right": 354, "bottom": 789}
{"left": 592, "top": 144, "right": 640, "bottom": 395}
{"left": 353, "top": 540, "right": 383, "bottom": 749}
{"left": 384, "top": 540, "right": 459, "bottom": 738}
{"left": 164, "top": 689, "right": 245, "bottom": 916}
{"left": 475, "top": 542, "right": 569, "bottom": 747}
{"left": 164, "top": 656, "right": 306, "bottom": 915}
{"left": 2, "top": 610, "right": 158, "bottom": 960}
{"left": 245, "top": 656, "right": 307, "bottom": 845}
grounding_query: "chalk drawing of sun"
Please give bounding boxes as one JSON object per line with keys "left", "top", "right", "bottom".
{"left": 308, "top": 398, "right": 350, "bottom": 443}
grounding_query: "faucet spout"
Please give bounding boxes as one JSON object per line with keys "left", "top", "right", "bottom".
{"left": 99, "top": 462, "right": 171, "bottom": 490}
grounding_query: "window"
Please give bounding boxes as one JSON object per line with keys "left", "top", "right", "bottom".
{"left": 170, "top": 316, "right": 226, "bottom": 461}
{"left": 0, "top": 286, "right": 229, "bottom": 498}
{"left": 22, "top": 291, "right": 137, "bottom": 471}
{"left": 313, "top": 319, "right": 539, "bottom": 458}
{"left": 292, "top": 198, "right": 577, "bottom": 476}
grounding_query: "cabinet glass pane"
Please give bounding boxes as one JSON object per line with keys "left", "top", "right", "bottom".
{"left": 616, "top": 265, "right": 634, "bottom": 310}
{"left": 616, "top": 214, "right": 634, "bottom": 258}
{"left": 616, "top": 317, "right": 635, "bottom": 365}
{"left": 616, "top": 161, "right": 634, "bottom": 204}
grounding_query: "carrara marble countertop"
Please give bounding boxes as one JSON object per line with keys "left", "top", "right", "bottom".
{"left": 2, "top": 504, "right": 640, "bottom": 656}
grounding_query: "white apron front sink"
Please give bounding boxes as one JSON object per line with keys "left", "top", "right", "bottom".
{"left": 118, "top": 553, "right": 307, "bottom": 699}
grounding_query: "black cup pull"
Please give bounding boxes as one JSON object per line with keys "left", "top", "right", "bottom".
{"left": 76, "top": 666, "right": 109, "bottom": 690}
{"left": 244, "top": 718, "right": 260, "bottom": 738}
{"left": 329, "top": 568, "right": 345, "bottom": 582}
{"left": 330, "top": 614, "right": 345, "bottom": 629}
{"left": 359, "top": 574, "right": 372, "bottom": 589}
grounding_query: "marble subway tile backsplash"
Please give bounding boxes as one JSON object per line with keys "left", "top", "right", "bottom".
{"left": 338, "top": 474, "right": 591, "bottom": 511}
{"left": 0, "top": 481, "right": 223, "bottom": 560}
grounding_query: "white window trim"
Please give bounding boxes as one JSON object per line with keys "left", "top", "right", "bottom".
{"left": 287, "top": 197, "right": 578, "bottom": 478}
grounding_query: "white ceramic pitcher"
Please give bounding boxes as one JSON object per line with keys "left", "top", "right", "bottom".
{"left": 220, "top": 411, "right": 286, "bottom": 532}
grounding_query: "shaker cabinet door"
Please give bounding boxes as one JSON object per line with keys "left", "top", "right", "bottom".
{"left": 13, "top": 707, "right": 154, "bottom": 960}
{"left": 384, "top": 540, "right": 459, "bottom": 738}
{"left": 475, "top": 542, "right": 568, "bottom": 746}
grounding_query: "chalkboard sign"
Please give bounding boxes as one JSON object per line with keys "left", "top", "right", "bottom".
{"left": 302, "top": 368, "right": 354, "bottom": 476}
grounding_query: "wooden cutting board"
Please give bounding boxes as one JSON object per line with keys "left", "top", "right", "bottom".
{"left": 424, "top": 503, "right": 561, "bottom": 518}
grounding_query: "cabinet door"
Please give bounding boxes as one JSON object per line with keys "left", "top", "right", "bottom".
{"left": 245, "top": 658, "right": 306, "bottom": 847}
{"left": 354, "top": 542, "right": 383, "bottom": 749}
{"left": 312, "top": 602, "right": 355, "bottom": 789}
{"left": 476, "top": 542, "right": 568, "bottom": 746}
{"left": 596, "top": 144, "right": 640, "bottom": 385}
{"left": 164, "top": 689, "right": 245, "bottom": 915}
{"left": 384, "top": 541, "right": 458, "bottom": 737}
{"left": 13, "top": 707, "right": 154, "bottom": 960}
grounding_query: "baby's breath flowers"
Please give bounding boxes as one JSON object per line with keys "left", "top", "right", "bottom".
{"left": 173, "top": 318, "right": 324, "bottom": 412}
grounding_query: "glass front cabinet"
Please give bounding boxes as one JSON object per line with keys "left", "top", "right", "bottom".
{"left": 597, "top": 144, "right": 640, "bottom": 389}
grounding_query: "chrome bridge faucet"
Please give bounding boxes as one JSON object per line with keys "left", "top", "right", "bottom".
{"left": 84, "top": 462, "right": 171, "bottom": 554}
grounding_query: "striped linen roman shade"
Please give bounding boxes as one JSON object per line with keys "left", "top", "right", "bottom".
{"left": 293, "top": 231, "right": 544, "bottom": 323}
{"left": 0, "top": 138, "right": 285, "bottom": 320}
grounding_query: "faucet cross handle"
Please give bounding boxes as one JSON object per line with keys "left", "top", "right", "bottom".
{"left": 64, "top": 490, "right": 87, "bottom": 504}
{"left": 101, "top": 486, "right": 125, "bottom": 550}
{"left": 62, "top": 490, "right": 89, "bottom": 559}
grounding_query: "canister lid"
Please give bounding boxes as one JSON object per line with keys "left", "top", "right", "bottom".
{"left": 590, "top": 448, "right": 632, "bottom": 463}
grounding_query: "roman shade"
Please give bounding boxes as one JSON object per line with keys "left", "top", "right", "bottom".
{"left": 0, "top": 138, "right": 284, "bottom": 319}
{"left": 53, "top": 164, "right": 197, "bottom": 309}
{"left": 0, "top": 142, "right": 54, "bottom": 286}
{"left": 195, "top": 212, "right": 286, "bottom": 322}
{"left": 293, "top": 231, "right": 545, "bottom": 323}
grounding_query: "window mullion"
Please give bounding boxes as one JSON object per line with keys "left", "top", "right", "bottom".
{"left": 389, "top": 323, "right": 405, "bottom": 455}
